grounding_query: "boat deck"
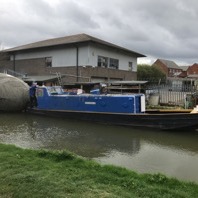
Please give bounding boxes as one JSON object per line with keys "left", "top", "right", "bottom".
{"left": 146, "top": 109, "right": 192, "bottom": 113}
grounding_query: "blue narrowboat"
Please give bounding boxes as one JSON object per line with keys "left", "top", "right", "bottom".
{"left": 29, "top": 86, "right": 198, "bottom": 131}
{"left": 36, "top": 86, "right": 145, "bottom": 114}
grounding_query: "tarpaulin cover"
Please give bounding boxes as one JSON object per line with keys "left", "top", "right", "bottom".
{"left": 0, "top": 73, "right": 29, "bottom": 111}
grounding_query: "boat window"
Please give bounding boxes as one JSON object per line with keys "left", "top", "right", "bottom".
{"left": 47, "top": 86, "right": 63, "bottom": 94}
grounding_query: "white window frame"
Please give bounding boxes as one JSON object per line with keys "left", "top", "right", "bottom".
{"left": 128, "top": 62, "right": 133, "bottom": 71}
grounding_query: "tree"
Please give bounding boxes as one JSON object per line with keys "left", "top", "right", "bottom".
{"left": 137, "top": 64, "right": 166, "bottom": 84}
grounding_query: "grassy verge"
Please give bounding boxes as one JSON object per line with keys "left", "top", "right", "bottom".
{"left": 0, "top": 143, "right": 198, "bottom": 198}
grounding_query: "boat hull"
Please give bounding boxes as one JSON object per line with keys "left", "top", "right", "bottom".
{"left": 28, "top": 86, "right": 198, "bottom": 131}
{"left": 29, "top": 109, "right": 198, "bottom": 131}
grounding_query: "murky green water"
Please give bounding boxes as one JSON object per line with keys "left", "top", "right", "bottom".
{"left": 1, "top": 112, "right": 198, "bottom": 183}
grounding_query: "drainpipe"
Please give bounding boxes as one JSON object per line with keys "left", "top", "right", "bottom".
{"left": 13, "top": 53, "right": 16, "bottom": 72}
{"left": 76, "top": 46, "right": 79, "bottom": 82}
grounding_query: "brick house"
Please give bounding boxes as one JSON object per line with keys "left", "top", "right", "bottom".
{"left": 152, "top": 59, "right": 182, "bottom": 77}
{"left": 0, "top": 33, "right": 145, "bottom": 84}
{"left": 177, "top": 66, "right": 189, "bottom": 78}
{"left": 186, "top": 63, "right": 198, "bottom": 78}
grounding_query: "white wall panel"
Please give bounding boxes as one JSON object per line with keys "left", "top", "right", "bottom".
{"left": 13, "top": 44, "right": 137, "bottom": 71}
{"left": 88, "top": 45, "right": 137, "bottom": 71}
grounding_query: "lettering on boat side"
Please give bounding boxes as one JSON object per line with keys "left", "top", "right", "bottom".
{"left": 85, "top": 102, "right": 96, "bottom": 105}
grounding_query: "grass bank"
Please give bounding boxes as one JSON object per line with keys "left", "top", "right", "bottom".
{"left": 0, "top": 143, "right": 197, "bottom": 198}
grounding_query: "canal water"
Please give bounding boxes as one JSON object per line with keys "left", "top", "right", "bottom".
{"left": 0, "top": 112, "right": 198, "bottom": 183}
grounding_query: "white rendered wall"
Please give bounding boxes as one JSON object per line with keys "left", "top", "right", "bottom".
{"left": 12, "top": 44, "right": 137, "bottom": 71}
{"left": 88, "top": 45, "right": 137, "bottom": 71}
{"left": 13, "top": 48, "right": 79, "bottom": 67}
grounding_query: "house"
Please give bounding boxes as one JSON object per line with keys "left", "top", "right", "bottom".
{"left": 179, "top": 63, "right": 198, "bottom": 79}
{"left": 152, "top": 59, "right": 182, "bottom": 77}
{"left": 0, "top": 33, "right": 145, "bottom": 84}
{"left": 178, "top": 66, "right": 189, "bottom": 78}
{"left": 186, "top": 63, "right": 198, "bottom": 78}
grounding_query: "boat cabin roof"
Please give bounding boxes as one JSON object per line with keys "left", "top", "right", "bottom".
{"left": 107, "top": 81, "right": 148, "bottom": 85}
{"left": 65, "top": 81, "right": 148, "bottom": 86}
{"left": 62, "top": 81, "right": 147, "bottom": 94}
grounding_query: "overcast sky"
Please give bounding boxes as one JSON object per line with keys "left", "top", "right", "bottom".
{"left": 1, "top": 0, "right": 198, "bottom": 65}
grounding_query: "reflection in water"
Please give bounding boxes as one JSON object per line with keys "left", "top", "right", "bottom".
{"left": 0, "top": 112, "right": 198, "bottom": 183}
{"left": 0, "top": 113, "right": 142, "bottom": 157}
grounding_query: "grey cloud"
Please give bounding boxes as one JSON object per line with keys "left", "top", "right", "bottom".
{"left": 57, "top": 1, "right": 99, "bottom": 29}
{"left": 0, "top": 0, "right": 100, "bottom": 47}
{"left": 132, "top": 0, "right": 198, "bottom": 40}
{"left": 120, "top": 0, "right": 198, "bottom": 64}
{"left": 1, "top": 0, "right": 198, "bottom": 65}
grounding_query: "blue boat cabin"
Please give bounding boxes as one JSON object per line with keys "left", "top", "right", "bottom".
{"left": 36, "top": 86, "right": 145, "bottom": 114}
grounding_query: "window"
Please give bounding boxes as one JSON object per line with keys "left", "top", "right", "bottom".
{"left": 97, "top": 56, "right": 108, "bottom": 68}
{"left": 109, "top": 58, "right": 119, "bottom": 69}
{"left": 45, "top": 57, "right": 52, "bottom": 67}
{"left": 128, "top": 62, "right": 133, "bottom": 71}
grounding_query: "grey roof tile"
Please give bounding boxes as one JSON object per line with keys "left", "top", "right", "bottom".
{"left": 5, "top": 33, "right": 145, "bottom": 57}
{"left": 159, "top": 59, "right": 180, "bottom": 69}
